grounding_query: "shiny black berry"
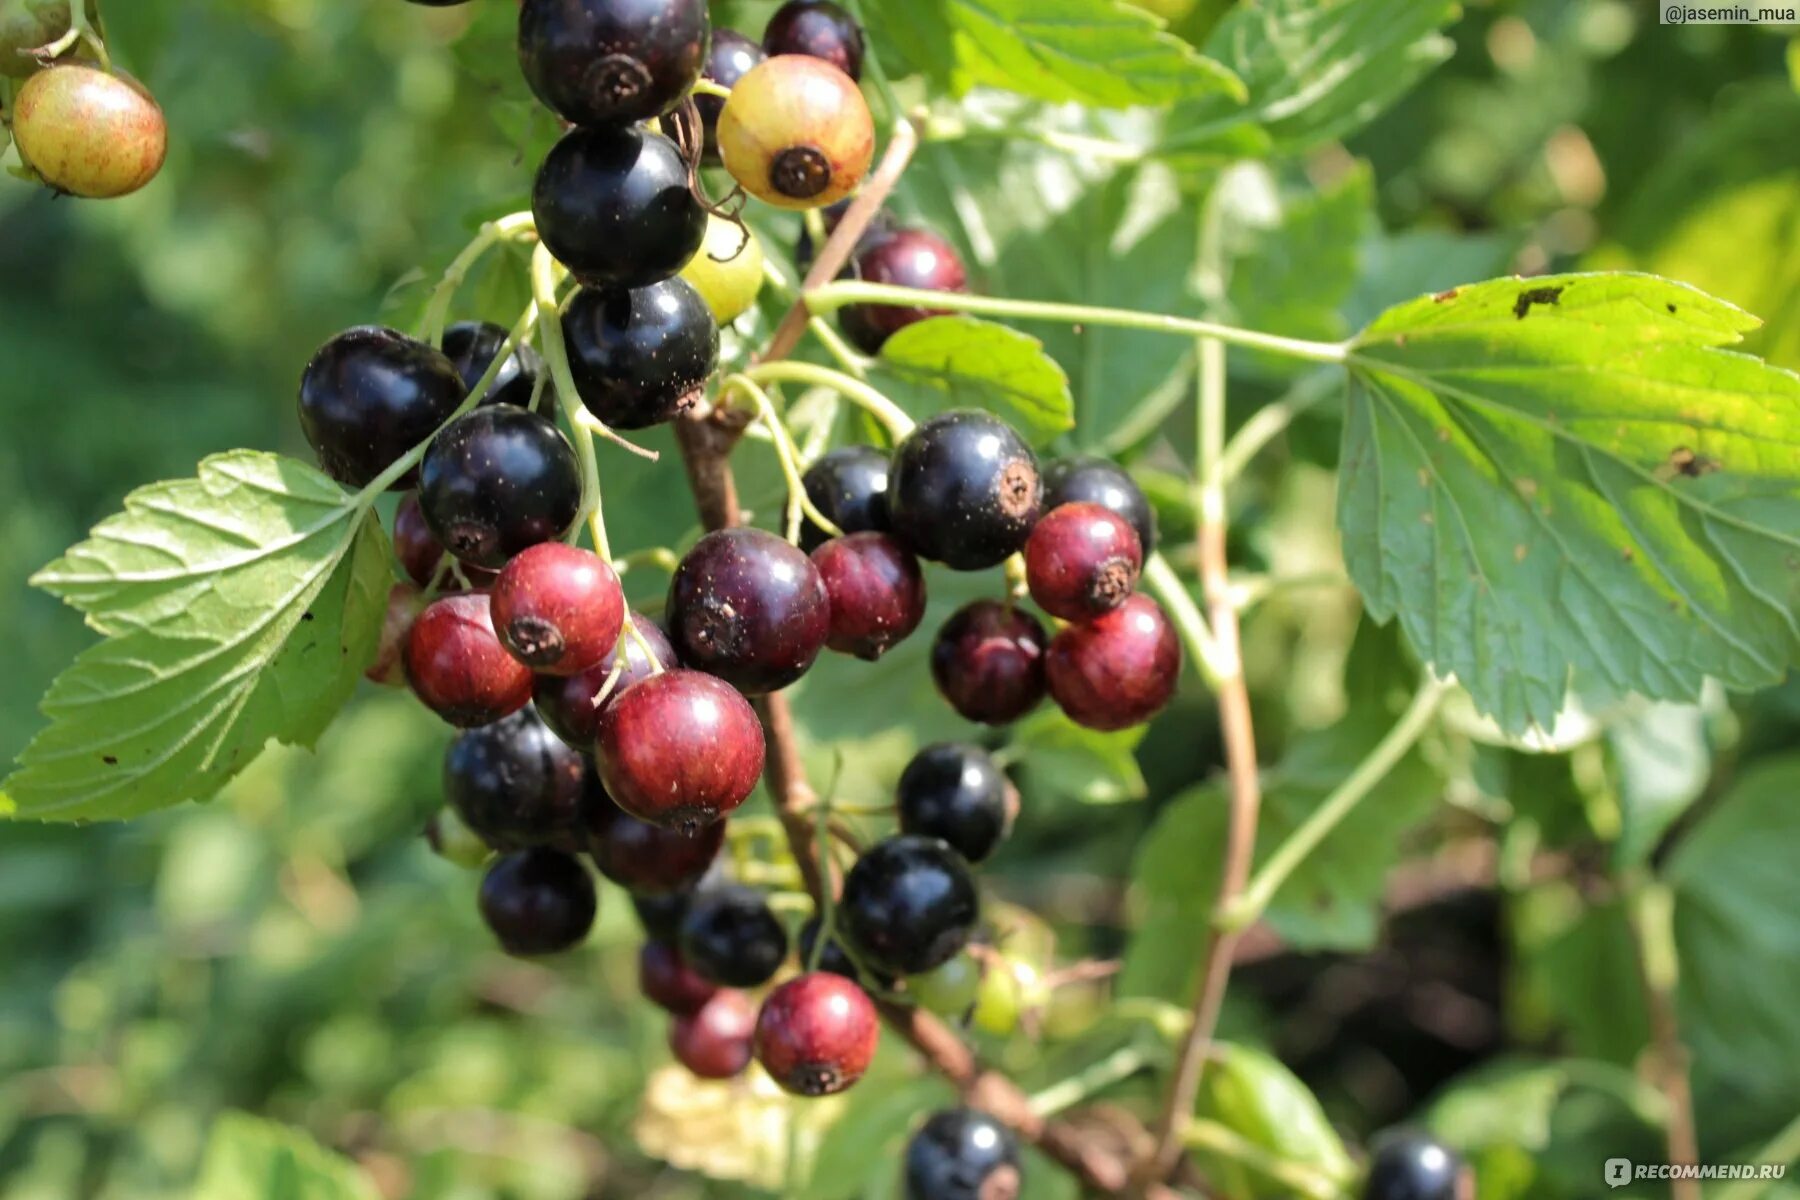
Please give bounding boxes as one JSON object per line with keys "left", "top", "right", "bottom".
{"left": 931, "top": 600, "right": 1048, "bottom": 726}
{"left": 444, "top": 706, "right": 590, "bottom": 853}
{"left": 563, "top": 279, "right": 719, "bottom": 430}
{"left": 417, "top": 407, "right": 581, "bottom": 570}
{"left": 678, "top": 885, "right": 789, "bottom": 988}
{"left": 297, "top": 326, "right": 464, "bottom": 489}
{"left": 763, "top": 0, "right": 864, "bottom": 81}
{"left": 1042, "top": 454, "right": 1157, "bottom": 557}
{"left": 632, "top": 888, "right": 694, "bottom": 943}
{"left": 888, "top": 410, "right": 1041, "bottom": 570}
{"left": 697, "top": 29, "right": 765, "bottom": 160}
{"left": 1363, "top": 1131, "right": 1468, "bottom": 1200}
{"left": 478, "top": 848, "right": 596, "bottom": 957}
{"left": 533, "top": 124, "right": 706, "bottom": 289}
{"left": 896, "top": 743, "right": 1014, "bottom": 864}
{"left": 441, "top": 320, "right": 546, "bottom": 411}
{"left": 800, "top": 444, "right": 891, "bottom": 552}
{"left": 838, "top": 228, "right": 968, "bottom": 354}
{"left": 799, "top": 915, "right": 893, "bottom": 989}
{"left": 518, "top": 0, "right": 709, "bottom": 127}
{"left": 667, "top": 527, "right": 830, "bottom": 694}
{"left": 904, "top": 1108, "right": 1021, "bottom": 1200}
{"left": 840, "top": 835, "right": 979, "bottom": 977}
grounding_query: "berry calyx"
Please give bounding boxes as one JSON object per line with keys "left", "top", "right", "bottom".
{"left": 717, "top": 55, "right": 874, "bottom": 210}
{"left": 1362, "top": 1131, "right": 1469, "bottom": 1200}
{"left": 405, "top": 592, "right": 535, "bottom": 728}
{"left": 669, "top": 989, "right": 756, "bottom": 1079}
{"left": 841, "top": 834, "right": 980, "bottom": 977}
{"left": 1042, "top": 454, "right": 1157, "bottom": 557}
{"left": 586, "top": 787, "right": 725, "bottom": 896}
{"left": 762, "top": 0, "right": 865, "bottom": 81}
{"left": 478, "top": 848, "right": 596, "bottom": 957}
{"left": 596, "top": 669, "right": 766, "bottom": 832}
{"left": 930, "top": 600, "right": 1048, "bottom": 726}
{"left": 677, "top": 885, "right": 789, "bottom": 988}
{"left": 800, "top": 444, "right": 891, "bottom": 552}
{"left": 639, "top": 940, "right": 719, "bottom": 1016}
{"left": 1045, "top": 593, "right": 1180, "bottom": 731}
{"left": 667, "top": 527, "right": 830, "bottom": 694}
{"left": 533, "top": 124, "right": 706, "bottom": 289}
{"left": 444, "top": 705, "right": 590, "bottom": 851}
{"left": 696, "top": 29, "right": 765, "bottom": 159}
{"left": 298, "top": 326, "right": 464, "bottom": 489}
{"left": 533, "top": 613, "right": 677, "bottom": 748}
{"left": 562, "top": 278, "right": 720, "bottom": 430}
{"left": 1024, "top": 501, "right": 1143, "bottom": 621}
{"left": 896, "top": 742, "right": 1014, "bottom": 863}
{"left": 838, "top": 228, "right": 969, "bottom": 354}
{"left": 517, "top": 0, "right": 709, "bottom": 127}
{"left": 441, "top": 320, "right": 546, "bottom": 411}
{"left": 754, "top": 971, "right": 880, "bottom": 1097}
{"left": 811, "top": 532, "right": 927, "bottom": 661}
{"left": 888, "top": 410, "right": 1042, "bottom": 570}
{"left": 13, "top": 64, "right": 166, "bottom": 198}
{"left": 365, "top": 582, "right": 424, "bottom": 686}
{"left": 679, "top": 215, "right": 766, "bottom": 326}
{"left": 904, "top": 1108, "right": 1022, "bottom": 1200}
{"left": 491, "top": 543, "right": 625, "bottom": 675}
{"left": 417, "top": 407, "right": 581, "bottom": 571}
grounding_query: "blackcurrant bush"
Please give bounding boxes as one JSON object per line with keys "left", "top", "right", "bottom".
{"left": 533, "top": 124, "right": 706, "bottom": 289}
{"left": 639, "top": 940, "right": 719, "bottom": 1015}
{"left": 669, "top": 988, "right": 756, "bottom": 1079}
{"left": 678, "top": 884, "right": 789, "bottom": 988}
{"left": 1024, "top": 501, "right": 1142, "bottom": 621}
{"left": 298, "top": 326, "right": 464, "bottom": 489}
{"left": 365, "top": 582, "right": 423, "bottom": 687}
{"left": 840, "top": 834, "right": 980, "bottom": 977}
{"left": 754, "top": 972, "right": 880, "bottom": 1096}
{"left": 930, "top": 600, "right": 1048, "bottom": 726}
{"left": 763, "top": 0, "right": 865, "bottom": 81}
{"left": 811, "top": 532, "right": 926, "bottom": 661}
{"left": 896, "top": 742, "right": 1014, "bottom": 863}
{"left": 518, "top": 0, "right": 709, "bottom": 127}
{"left": 443, "top": 705, "right": 590, "bottom": 851}
{"left": 888, "top": 410, "right": 1042, "bottom": 570}
{"left": 1363, "top": 1131, "right": 1468, "bottom": 1200}
{"left": 586, "top": 786, "right": 725, "bottom": 896}
{"left": 441, "top": 320, "right": 546, "bottom": 411}
{"left": 596, "top": 669, "right": 766, "bottom": 833}
{"left": 417, "top": 407, "right": 581, "bottom": 571}
{"left": 1042, "top": 454, "right": 1157, "bottom": 557}
{"left": 1045, "top": 593, "right": 1180, "bottom": 731}
{"left": 562, "top": 278, "right": 719, "bottom": 430}
{"left": 904, "top": 1108, "right": 1021, "bottom": 1200}
{"left": 800, "top": 445, "right": 891, "bottom": 552}
{"left": 13, "top": 64, "right": 166, "bottom": 198}
{"left": 798, "top": 915, "right": 891, "bottom": 988}
{"left": 679, "top": 215, "right": 766, "bottom": 326}
{"left": 405, "top": 592, "right": 535, "bottom": 727}
{"left": 718, "top": 56, "right": 874, "bottom": 210}
{"left": 697, "top": 29, "right": 765, "bottom": 159}
{"left": 838, "top": 228, "right": 969, "bottom": 354}
{"left": 667, "top": 527, "right": 830, "bottom": 694}
{"left": 491, "top": 543, "right": 625, "bottom": 675}
{"left": 478, "top": 847, "right": 596, "bottom": 957}
{"left": 534, "top": 613, "right": 677, "bottom": 748}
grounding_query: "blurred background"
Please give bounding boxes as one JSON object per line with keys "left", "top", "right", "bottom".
{"left": 2, "top": 1, "right": 1799, "bottom": 1197}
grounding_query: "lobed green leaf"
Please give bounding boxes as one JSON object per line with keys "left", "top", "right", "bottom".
{"left": 873, "top": 315, "right": 1075, "bottom": 446}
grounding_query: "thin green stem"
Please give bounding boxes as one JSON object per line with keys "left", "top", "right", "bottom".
{"left": 743, "top": 360, "right": 914, "bottom": 441}
{"left": 1141, "top": 554, "right": 1225, "bottom": 690}
{"left": 1028, "top": 1043, "right": 1154, "bottom": 1119}
{"left": 1217, "top": 368, "right": 1341, "bottom": 486}
{"left": 690, "top": 78, "right": 731, "bottom": 101}
{"left": 535, "top": 245, "right": 613, "bottom": 562}
{"left": 1183, "top": 1120, "right": 1346, "bottom": 1200}
{"left": 418, "top": 211, "right": 536, "bottom": 347}
{"left": 1716, "top": 1112, "right": 1800, "bottom": 1200}
{"left": 613, "top": 547, "right": 680, "bottom": 578}
{"left": 720, "top": 373, "right": 842, "bottom": 542}
{"left": 758, "top": 258, "right": 871, "bottom": 379}
{"left": 1219, "top": 677, "right": 1451, "bottom": 932}
{"left": 806, "top": 282, "right": 1350, "bottom": 366}
{"left": 808, "top": 753, "right": 843, "bottom": 974}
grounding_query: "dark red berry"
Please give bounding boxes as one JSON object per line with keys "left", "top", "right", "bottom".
{"left": 667, "top": 528, "right": 830, "bottom": 694}
{"left": 669, "top": 989, "right": 756, "bottom": 1079}
{"left": 1024, "top": 501, "right": 1142, "bottom": 621}
{"left": 417, "top": 407, "right": 582, "bottom": 571}
{"left": 596, "top": 669, "right": 766, "bottom": 833}
{"left": 1363, "top": 1130, "right": 1469, "bottom": 1200}
{"left": 1042, "top": 455, "right": 1157, "bottom": 557}
{"left": 533, "top": 125, "right": 705, "bottom": 290}
{"left": 1045, "top": 593, "right": 1180, "bottom": 731}
{"left": 838, "top": 228, "right": 968, "bottom": 354}
{"left": 697, "top": 29, "right": 765, "bottom": 159}
{"left": 754, "top": 971, "right": 879, "bottom": 1097}
{"left": 678, "top": 885, "right": 789, "bottom": 987}
{"left": 396, "top": 492, "right": 499, "bottom": 589}
{"left": 840, "top": 834, "right": 980, "bottom": 977}
{"left": 763, "top": 0, "right": 865, "bottom": 80}
{"left": 811, "top": 532, "right": 926, "bottom": 661}
{"left": 298, "top": 326, "right": 464, "bottom": 489}
{"left": 896, "top": 743, "right": 1015, "bottom": 864}
{"left": 365, "top": 582, "right": 423, "bottom": 686}
{"left": 586, "top": 787, "right": 725, "bottom": 895}
{"left": 639, "top": 941, "right": 719, "bottom": 1015}
{"left": 441, "top": 320, "right": 547, "bottom": 412}
{"left": 904, "top": 1108, "right": 1022, "bottom": 1200}
{"left": 478, "top": 848, "right": 596, "bottom": 956}
{"left": 443, "top": 705, "right": 590, "bottom": 853}
{"left": 518, "top": 0, "right": 709, "bottom": 127}
{"left": 534, "top": 613, "right": 677, "bottom": 748}
{"left": 800, "top": 445, "right": 891, "bottom": 553}
{"left": 491, "top": 543, "right": 625, "bottom": 675}
{"left": 930, "top": 600, "right": 1047, "bottom": 726}
{"left": 888, "top": 411, "right": 1041, "bottom": 571}
{"left": 405, "top": 592, "right": 535, "bottom": 727}
{"left": 562, "top": 278, "right": 719, "bottom": 430}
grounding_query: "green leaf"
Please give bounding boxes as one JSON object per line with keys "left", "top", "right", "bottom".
{"left": 194, "top": 1112, "right": 379, "bottom": 1200}
{"left": 4, "top": 452, "right": 390, "bottom": 821}
{"left": 1011, "top": 706, "right": 1147, "bottom": 806}
{"left": 1340, "top": 272, "right": 1800, "bottom": 734}
{"left": 1607, "top": 699, "right": 1714, "bottom": 868}
{"left": 874, "top": 316, "right": 1075, "bottom": 445}
{"left": 1192, "top": 1043, "right": 1353, "bottom": 1198}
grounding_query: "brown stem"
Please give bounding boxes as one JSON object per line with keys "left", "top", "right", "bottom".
{"left": 1627, "top": 883, "right": 1701, "bottom": 1200}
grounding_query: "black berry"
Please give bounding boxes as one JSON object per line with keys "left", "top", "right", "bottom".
{"left": 839, "top": 228, "right": 968, "bottom": 354}
{"left": 840, "top": 834, "right": 980, "bottom": 977}
{"left": 678, "top": 885, "right": 789, "bottom": 988}
{"left": 1042, "top": 454, "right": 1156, "bottom": 556}
{"left": 632, "top": 888, "right": 694, "bottom": 943}
{"left": 800, "top": 444, "right": 891, "bottom": 552}
{"left": 930, "top": 600, "right": 1048, "bottom": 726}
{"left": 1363, "top": 1131, "right": 1468, "bottom": 1200}
{"left": 417, "top": 407, "right": 581, "bottom": 571}
{"left": 763, "top": 0, "right": 865, "bottom": 81}
{"left": 667, "top": 527, "right": 831, "bottom": 694}
{"left": 888, "top": 410, "right": 1041, "bottom": 570}
{"left": 441, "top": 320, "right": 545, "bottom": 411}
{"left": 533, "top": 124, "right": 706, "bottom": 289}
{"left": 896, "top": 743, "right": 1014, "bottom": 864}
{"left": 799, "top": 914, "right": 892, "bottom": 987}
{"left": 697, "top": 29, "right": 765, "bottom": 159}
{"left": 563, "top": 278, "right": 719, "bottom": 430}
{"left": 518, "top": 0, "right": 709, "bottom": 127}
{"left": 298, "top": 326, "right": 464, "bottom": 489}
{"left": 904, "top": 1108, "right": 1022, "bottom": 1200}
{"left": 811, "top": 532, "right": 926, "bottom": 661}
{"left": 443, "top": 705, "right": 590, "bottom": 852}
{"left": 478, "top": 848, "right": 596, "bottom": 956}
